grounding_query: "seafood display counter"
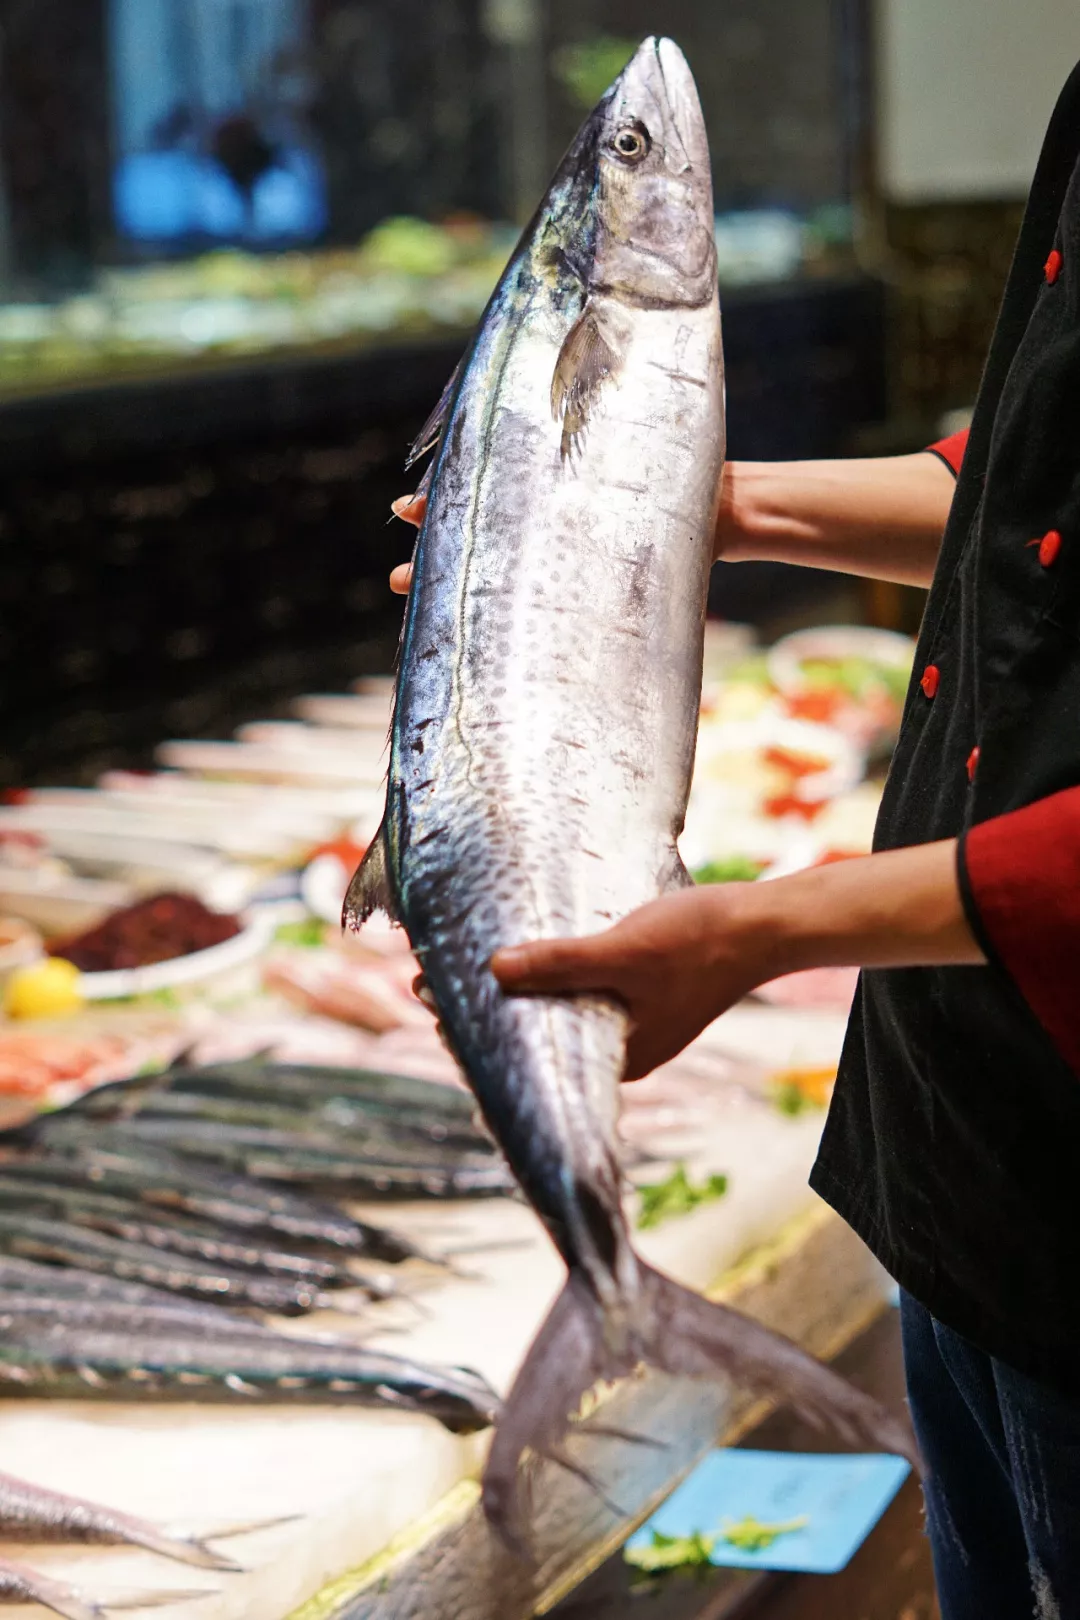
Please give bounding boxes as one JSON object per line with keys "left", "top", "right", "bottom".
{"left": 0, "top": 624, "right": 912, "bottom": 1618}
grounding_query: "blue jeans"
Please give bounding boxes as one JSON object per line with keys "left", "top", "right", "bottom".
{"left": 901, "top": 1291, "right": 1080, "bottom": 1619}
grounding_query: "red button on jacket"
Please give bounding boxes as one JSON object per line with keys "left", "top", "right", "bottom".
{"left": 1046, "top": 248, "right": 1063, "bottom": 284}
{"left": 1040, "top": 529, "right": 1062, "bottom": 567}
{"left": 920, "top": 664, "right": 940, "bottom": 699}
{"left": 967, "top": 746, "right": 980, "bottom": 783}
{"left": 1026, "top": 528, "right": 1063, "bottom": 566}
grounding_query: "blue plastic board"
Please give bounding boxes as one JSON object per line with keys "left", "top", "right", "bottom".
{"left": 625, "top": 1449, "right": 911, "bottom": 1575}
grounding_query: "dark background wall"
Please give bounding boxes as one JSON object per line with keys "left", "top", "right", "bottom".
{"left": 0, "top": 277, "right": 885, "bottom": 788}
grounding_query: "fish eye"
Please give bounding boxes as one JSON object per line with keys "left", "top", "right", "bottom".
{"left": 609, "top": 121, "right": 650, "bottom": 164}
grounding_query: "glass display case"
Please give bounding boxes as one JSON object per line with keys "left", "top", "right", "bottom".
{"left": 0, "top": 0, "right": 882, "bottom": 790}
{"left": 0, "top": 0, "right": 868, "bottom": 401}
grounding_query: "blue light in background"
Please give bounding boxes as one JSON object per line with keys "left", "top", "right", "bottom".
{"left": 109, "top": 0, "right": 327, "bottom": 245}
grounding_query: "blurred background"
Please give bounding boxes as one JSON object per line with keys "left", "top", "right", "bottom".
{"left": 1, "top": 0, "right": 1077, "bottom": 787}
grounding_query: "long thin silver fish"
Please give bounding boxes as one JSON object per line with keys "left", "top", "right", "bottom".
{"left": 4, "top": 1144, "right": 395, "bottom": 1253}
{"left": 0, "top": 1469, "right": 249, "bottom": 1570}
{"left": 0, "top": 1213, "right": 363, "bottom": 1315}
{"left": 165, "top": 1062, "right": 478, "bottom": 1121}
{"left": 0, "top": 1254, "right": 267, "bottom": 1320}
{"left": 0, "top": 1320, "right": 497, "bottom": 1432}
{"left": 0, "top": 1560, "right": 102, "bottom": 1620}
{"left": 0, "top": 1560, "right": 206, "bottom": 1620}
{"left": 46, "top": 1119, "right": 511, "bottom": 1198}
{"left": 0, "top": 1293, "right": 280, "bottom": 1338}
{"left": 0, "top": 1176, "right": 352, "bottom": 1284}
{"left": 346, "top": 35, "right": 915, "bottom": 1548}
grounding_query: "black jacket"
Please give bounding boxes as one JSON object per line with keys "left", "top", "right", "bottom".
{"left": 811, "top": 60, "right": 1080, "bottom": 1389}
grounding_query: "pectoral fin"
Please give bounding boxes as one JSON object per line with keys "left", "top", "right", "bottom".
{"left": 343, "top": 820, "right": 399, "bottom": 930}
{"left": 551, "top": 307, "right": 623, "bottom": 459}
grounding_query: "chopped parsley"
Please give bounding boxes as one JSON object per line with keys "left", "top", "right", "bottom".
{"left": 636, "top": 1164, "right": 729, "bottom": 1231}
{"left": 720, "top": 1515, "right": 809, "bottom": 1552}
{"left": 624, "top": 1528, "right": 716, "bottom": 1573}
{"left": 693, "top": 855, "right": 765, "bottom": 885}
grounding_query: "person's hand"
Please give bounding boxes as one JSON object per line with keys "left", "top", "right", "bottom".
{"left": 389, "top": 493, "right": 427, "bottom": 594}
{"left": 490, "top": 885, "right": 771, "bottom": 1081}
{"left": 488, "top": 839, "right": 980, "bottom": 1081}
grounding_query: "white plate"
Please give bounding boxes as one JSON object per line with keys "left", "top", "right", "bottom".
{"left": 78, "top": 910, "right": 275, "bottom": 1002}
{"left": 293, "top": 693, "right": 393, "bottom": 730}
{"left": 0, "top": 872, "right": 135, "bottom": 936}
{"left": 0, "top": 917, "right": 44, "bottom": 985}
{"left": 156, "top": 739, "right": 388, "bottom": 788}
{"left": 767, "top": 625, "right": 915, "bottom": 697}
{"left": 693, "top": 714, "right": 864, "bottom": 800}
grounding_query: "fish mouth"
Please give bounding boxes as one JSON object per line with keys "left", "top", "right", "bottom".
{"left": 621, "top": 36, "right": 705, "bottom": 176}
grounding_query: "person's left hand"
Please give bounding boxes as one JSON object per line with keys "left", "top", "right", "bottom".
{"left": 490, "top": 885, "right": 772, "bottom": 1080}
{"left": 389, "top": 494, "right": 427, "bottom": 594}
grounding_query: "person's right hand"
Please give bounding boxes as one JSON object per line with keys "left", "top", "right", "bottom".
{"left": 389, "top": 494, "right": 427, "bottom": 594}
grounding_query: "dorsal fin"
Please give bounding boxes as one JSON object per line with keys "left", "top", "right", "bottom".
{"left": 405, "top": 357, "right": 464, "bottom": 471}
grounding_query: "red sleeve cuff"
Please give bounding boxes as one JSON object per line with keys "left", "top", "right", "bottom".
{"left": 926, "top": 428, "right": 969, "bottom": 476}
{"left": 960, "top": 787, "right": 1080, "bottom": 1074}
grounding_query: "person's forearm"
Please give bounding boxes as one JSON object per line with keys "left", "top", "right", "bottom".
{"left": 716, "top": 454, "right": 956, "bottom": 588}
{"left": 722, "top": 838, "right": 984, "bottom": 982}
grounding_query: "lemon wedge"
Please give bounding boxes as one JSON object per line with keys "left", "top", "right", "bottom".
{"left": 4, "top": 958, "right": 85, "bottom": 1020}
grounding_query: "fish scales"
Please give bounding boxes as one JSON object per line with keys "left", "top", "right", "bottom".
{"left": 346, "top": 36, "right": 916, "bottom": 1548}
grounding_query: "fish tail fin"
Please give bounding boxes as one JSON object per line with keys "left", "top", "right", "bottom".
{"left": 122, "top": 1521, "right": 243, "bottom": 1572}
{"left": 0, "top": 1559, "right": 104, "bottom": 1620}
{"left": 481, "top": 1263, "right": 918, "bottom": 1554}
{"left": 342, "top": 819, "right": 399, "bottom": 931}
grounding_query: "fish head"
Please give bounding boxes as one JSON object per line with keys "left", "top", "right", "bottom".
{"left": 591, "top": 37, "right": 716, "bottom": 309}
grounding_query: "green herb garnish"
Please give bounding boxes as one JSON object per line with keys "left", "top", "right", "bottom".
{"left": 273, "top": 917, "right": 327, "bottom": 948}
{"left": 773, "top": 1082, "right": 809, "bottom": 1117}
{"left": 624, "top": 1528, "right": 717, "bottom": 1573}
{"left": 800, "top": 654, "right": 911, "bottom": 704}
{"left": 720, "top": 1515, "right": 809, "bottom": 1553}
{"left": 636, "top": 1164, "right": 729, "bottom": 1231}
{"left": 693, "top": 855, "right": 765, "bottom": 885}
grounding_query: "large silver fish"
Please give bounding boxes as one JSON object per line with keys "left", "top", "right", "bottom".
{"left": 346, "top": 36, "right": 915, "bottom": 1547}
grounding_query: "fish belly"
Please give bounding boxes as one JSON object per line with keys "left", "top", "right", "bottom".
{"left": 394, "top": 298, "right": 723, "bottom": 1267}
